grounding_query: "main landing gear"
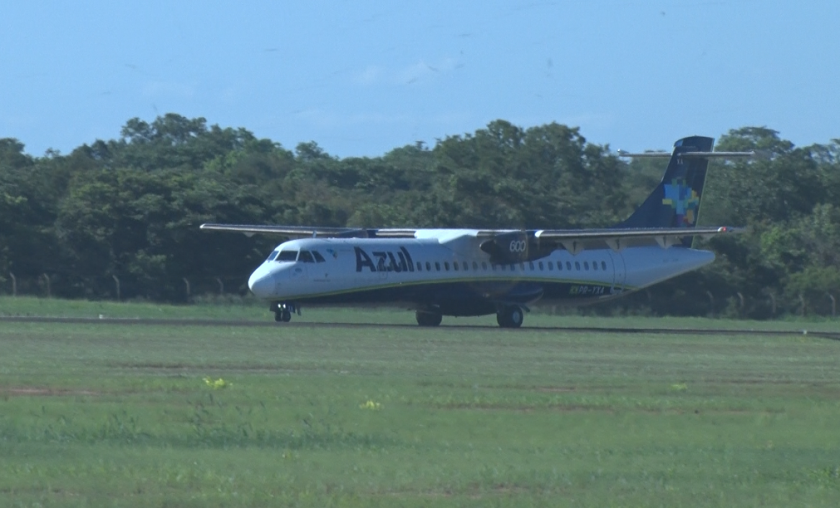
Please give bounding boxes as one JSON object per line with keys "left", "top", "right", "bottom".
{"left": 414, "top": 307, "right": 524, "bottom": 328}
{"left": 415, "top": 310, "right": 442, "bottom": 327}
{"left": 496, "top": 305, "right": 524, "bottom": 329}
{"left": 272, "top": 302, "right": 297, "bottom": 323}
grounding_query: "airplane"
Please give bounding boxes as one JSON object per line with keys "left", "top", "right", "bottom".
{"left": 201, "top": 136, "right": 753, "bottom": 328}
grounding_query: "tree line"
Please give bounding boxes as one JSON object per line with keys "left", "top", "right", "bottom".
{"left": 1, "top": 114, "right": 838, "bottom": 317}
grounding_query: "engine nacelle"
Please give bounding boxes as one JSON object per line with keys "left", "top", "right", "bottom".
{"left": 480, "top": 232, "right": 551, "bottom": 264}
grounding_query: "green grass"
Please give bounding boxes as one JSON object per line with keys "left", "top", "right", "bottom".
{"left": 1, "top": 314, "right": 838, "bottom": 506}
{"left": 0, "top": 295, "right": 838, "bottom": 331}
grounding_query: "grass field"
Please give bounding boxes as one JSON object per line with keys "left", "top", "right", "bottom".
{"left": 0, "top": 301, "right": 839, "bottom": 506}
{"left": 1, "top": 295, "right": 839, "bottom": 332}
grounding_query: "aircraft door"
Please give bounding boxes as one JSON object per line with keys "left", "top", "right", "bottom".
{"left": 375, "top": 252, "right": 388, "bottom": 281}
{"left": 608, "top": 251, "right": 626, "bottom": 295}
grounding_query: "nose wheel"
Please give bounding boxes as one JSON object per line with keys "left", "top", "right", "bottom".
{"left": 272, "top": 302, "right": 297, "bottom": 323}
{"left": 496, "top": 305, "right": 524, "bottom": 328}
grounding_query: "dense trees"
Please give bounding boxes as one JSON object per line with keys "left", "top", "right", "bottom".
{"left": 1, "top": 114, "right": 838, "bottom": 317}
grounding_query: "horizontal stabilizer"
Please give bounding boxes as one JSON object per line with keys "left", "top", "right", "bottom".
{"left": 617, "top": 149, "right": 758, "bottom": 159}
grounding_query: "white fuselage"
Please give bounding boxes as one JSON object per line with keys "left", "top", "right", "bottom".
{"left": 247, "top": 230, "right": 714, "bottom": 313}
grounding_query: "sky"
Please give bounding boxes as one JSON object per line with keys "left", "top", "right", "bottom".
{"left": 2, "top": 0, "right": 838, "bottom": 158}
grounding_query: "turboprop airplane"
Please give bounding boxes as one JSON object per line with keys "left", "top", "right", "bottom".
{"left": 201, "top": 136, "right": 753, "bottom": 328}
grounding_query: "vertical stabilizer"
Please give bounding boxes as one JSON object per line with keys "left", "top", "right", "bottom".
{"left": 618, "top": 136, "right": 714, "bottom": 246}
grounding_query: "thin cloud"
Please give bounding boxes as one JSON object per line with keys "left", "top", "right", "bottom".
{"left": 352, "top": 58, "right": 462, "bottom": 86}
{"left": 353, "top": 65, "right": 383, "bottom": 85}
{"left": 142, "top": 81, "right": 196, "bottom": 98}
{"left": 296, "top": 108, "right": 411, "bottom": 128}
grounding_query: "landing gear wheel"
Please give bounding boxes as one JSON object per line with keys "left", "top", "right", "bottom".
{"left": 496, "top": 305, "right": 524, "bottom": 328}
{"left": 274, "top": 309, "right": 292, "bottom": 323}
{"left": 416, "top": 310, "right": 442, "bottom": 327}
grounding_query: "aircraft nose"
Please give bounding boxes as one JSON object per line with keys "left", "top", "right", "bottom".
{"left": 248, "top": 269, "right": 276, "bottom": 298}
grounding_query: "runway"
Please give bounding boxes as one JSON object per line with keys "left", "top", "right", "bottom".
{"left": 2, "top": 315, "right": 838, "bottom": 340}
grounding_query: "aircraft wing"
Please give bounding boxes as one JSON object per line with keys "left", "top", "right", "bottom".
{"left": 199, "top": 223, "right": 418, "bottom": 238}
{"left": 474, "top": 225, "right": 744, "bottom": 259}
{"left": 200, "top": 222, "right": 744, "bottom": 255}
{"left": 530, "top": 226, "right": 744, "bottom": 254}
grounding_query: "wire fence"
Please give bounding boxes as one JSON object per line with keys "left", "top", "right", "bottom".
{"left": 1, "top": 271, "right": 837, "bottom": 319}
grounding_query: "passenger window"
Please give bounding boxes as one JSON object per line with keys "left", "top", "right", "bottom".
{"left": 548, "top": 262, "right": 553, "bottom": 270}
{"left": 426, "top": 262, "right": 431, "bottom": 271}
{"left": 435, "top": 262, "right": 440, "bottom": 271}
{"left": 277, "top": 250, "right": 298, "bottom": 262}
{"left": 575, "top": 262, "right": 581, "bottom": 270}
{"left": 529, "top": 262, "right": 534, "bottom": 270}
{"left": 592, "top": 261, "right": 597, "bottom": 271}
{"left": 417, "top": 262, "right": 422, "bottom": 272}
{"left": 584, "top": 261, "right": 589, "bottom": 270}
{"left": 453, "top": 261, "right": 459, "bottom": 271}
{"left": 538, "top": 262, "right": 544, "bottom": 270}
{"left": 566, "top": 262, "right": 572, "bottom": 270}
{"left": 444, "top": 262, "right": 450, "bottom": 271}
{"left": 312, "top": 251, "right": 326, "bottom": 263}
{"left": 473, "top": 261, "right": 478, "bottom": 270}
{"left": 463, "top": 262, "right": 468, "bottom": 271}
{"left": 557, "top": 261, "right": 562, "bottom": 270}
{"left": 602, "top": 261, "right": 607, "bottom": 270}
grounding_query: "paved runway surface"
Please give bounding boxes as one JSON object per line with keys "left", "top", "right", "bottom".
{"left": 2, "top": 316, "right": 838, "bottom": 340}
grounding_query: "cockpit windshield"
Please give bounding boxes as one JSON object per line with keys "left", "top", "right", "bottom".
{"left": 266, "top": 250, "right": 280, "bottom": 261}
{"left": 276, "top": 250, "right": 298, "bottom": 262}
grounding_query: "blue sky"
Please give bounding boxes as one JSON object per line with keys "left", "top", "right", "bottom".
{"left": 2, "top": 0, "right": 838, "bottom": 157}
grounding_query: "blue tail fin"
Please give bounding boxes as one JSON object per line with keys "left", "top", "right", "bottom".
{"left": 618, "top": 136, "right": 714, "bottom": 245}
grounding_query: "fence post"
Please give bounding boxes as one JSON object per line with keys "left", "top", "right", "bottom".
{"left": 42, "top": 273, "right": 51, "bottom": 298}
{"left": 183, "top": 278, "right": 191, "bottom": 299}
{"left": 827, "top": 293, "right": 836, "bottom": 318}
{"left": 216, "top": 277, "right": 224, "bottom": 295}
{"left": 706, "top": 291, "right": 715, "bottom": 316}
{"left": 9, "top": 272, "right": 16, "bottom": 297}
{"left": 112, "top": 275, "right": 121, "bottom": 301}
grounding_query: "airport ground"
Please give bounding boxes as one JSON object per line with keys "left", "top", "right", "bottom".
{"left": 0, "top": 297, "right": 838, "bottom": 507}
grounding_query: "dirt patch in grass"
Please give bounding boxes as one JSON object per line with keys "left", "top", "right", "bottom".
{"left": 534, "top": 386, "right": 577, "bottom": 393}
{"left": 432, "top": 402, "right": 613, "bottom": 413}
{"left": 2, "top": 387, "right": 99, "bottom": 397}
{"left": 378, "top": 483, "right": 534, "bottom": 499}
{"left": 106, "top": 361, "right": 316, "bottom": 373}
{"left": 429, "top": 402, "right": 787, "bottom": 416}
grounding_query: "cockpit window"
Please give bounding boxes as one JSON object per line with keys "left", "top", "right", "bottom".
{"left": 299, "top": 250, "right": 315, "bottom": 263}
{"left": 266, "top": 250, "right": 280, "bottom": 261}
{"left": 276, "top": 250, "right": 298, "bottom": 262}
{"left": 312, "top": 251, "right": 326, "bottom": 263}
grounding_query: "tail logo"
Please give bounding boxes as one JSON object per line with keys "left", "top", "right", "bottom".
{"left": 662, "top": 180, "right": 700, "bottom": 226}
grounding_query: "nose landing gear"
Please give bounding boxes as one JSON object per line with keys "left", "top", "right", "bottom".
{"left": 272, "top": 302, "right": 297, "bottom": 323}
